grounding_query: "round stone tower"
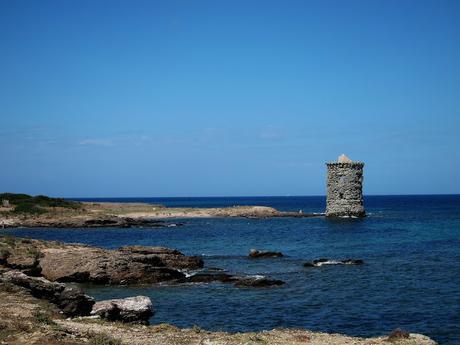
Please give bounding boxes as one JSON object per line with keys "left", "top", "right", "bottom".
{"left": 325, "top": 154, "right": 365, "bottom": 217}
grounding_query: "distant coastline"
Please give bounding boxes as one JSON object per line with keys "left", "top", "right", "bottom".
{"left": 0, "top": 193, "right": 321, "bottom": 229}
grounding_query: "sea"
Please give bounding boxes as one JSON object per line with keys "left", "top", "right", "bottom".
{"left": 1, "top": 195, "right": 459, "bottom": 344}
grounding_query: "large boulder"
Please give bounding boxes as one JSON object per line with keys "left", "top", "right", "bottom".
{"left": 249, "top": 249, "right": 283, "bottom": 258}
{"left": 57, "top": 286, "right": 96, "bottom": 316}
{"left": 38, "top": 246, "right": 190, "bottom": 284}
{"left": 1, "top": 270, "right": 94, "bottom": 316}
{"left": 1, "top": 238, "right": 202, "bottom": 285}
{"left": 119, "top": 246, "right": 204, "bottom": 270}
{"left": 91, "top": 296, "right": 154, "bottom": 324}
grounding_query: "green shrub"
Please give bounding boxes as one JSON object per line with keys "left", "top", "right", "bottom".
{"left": 87, "top": 332, "right": 123, "bottom": 345}
{"left": 33, "top": 309, "right": 56, "bottom": 325}
{"left": 0, "top": 246, "right": 10, "bottom": 258}
{"left": 1, "top": 236, "right": 17, "bottom": 247}
{"left": 387, "top": 328, "right": 410, "bottom": 342}
{"left": 0, "top": 193, "right": 81, "bottom": 214}
{"left": 0, "top": 282, "right": 16, "bottom": 293}
{"left": 27, "top": 246, "right": 41, "bottom": 259}
{"left": 191, "top": 324, "right": 202, "bottom": 333}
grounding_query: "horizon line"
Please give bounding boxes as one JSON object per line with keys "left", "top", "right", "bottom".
{"left": 66, "top": 193, "right": 460, "bottom": 199}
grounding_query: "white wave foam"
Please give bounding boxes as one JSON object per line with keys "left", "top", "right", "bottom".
{"left": 315, "top": 260, "right": 340, "bottom": 266}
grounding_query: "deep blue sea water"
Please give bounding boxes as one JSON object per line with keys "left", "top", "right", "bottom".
{"left": 2, "top": 195, "right": 460, "bottom": 344}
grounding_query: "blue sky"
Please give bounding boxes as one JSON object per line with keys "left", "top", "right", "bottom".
{"left": 0, "top": 0, "right": 459, "bottom": 197}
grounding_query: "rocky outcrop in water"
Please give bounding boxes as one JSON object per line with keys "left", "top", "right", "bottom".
{"left": 0, "top": 237, "right": 202, "bottom": 284}
{"left": 5, "top": 216, "right": 183, "bottom": 228}
{"left": 249, "top": 249, "right": 283, "bottom": 258}
{"left": 119, "top": 246, "right": 203, "bottom": 270}
{"left": 0, "top": 237, "right": 285, "bottom": 289}
{"left": 232, "top": 276, "right": 285, "bottom": 287}
{"left": 183, "top": 269, "right": 285, "bottom": 288}
{"left": 39, "top": 245, "right": 202, "bottom": 284}
{"left": 91, "top": 296, "right": 154, "bottom": 324}
{"left": 1, "top": 270, "right": 94, "bottom": 316}
{"left": 185, "top": 271, "right": 234, "bottom": 283}
{"left": 303, "top": 258, "right": 364, "bottom": 267}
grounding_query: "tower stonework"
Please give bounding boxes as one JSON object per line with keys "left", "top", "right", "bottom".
{"left": 325, "top": 155, "right": 365, "bottom": 217}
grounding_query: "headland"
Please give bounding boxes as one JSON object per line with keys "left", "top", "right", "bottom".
{"left": 0, "top": 193, "right": 321, "bottom": 228}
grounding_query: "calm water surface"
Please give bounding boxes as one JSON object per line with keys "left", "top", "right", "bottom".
{"left": 2, "top": 195, "right": 460, "bottom": 344}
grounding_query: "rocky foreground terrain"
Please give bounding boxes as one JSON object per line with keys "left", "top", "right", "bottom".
{"left": 0, "top": 236, "right": 438, "bottom": 345}
{"left": 0, "top": 282, "right": 437, "bottom": 345}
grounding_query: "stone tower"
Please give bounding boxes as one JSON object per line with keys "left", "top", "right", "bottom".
{"left": 325, "top": 154, "right": 365, "bottom": 217}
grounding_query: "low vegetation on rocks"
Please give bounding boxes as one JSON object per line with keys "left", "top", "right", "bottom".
{"left": 0, "top": 193, "right": 81, "bottom": 214}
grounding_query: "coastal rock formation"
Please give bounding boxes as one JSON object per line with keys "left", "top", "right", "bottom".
{"left": 232, "top": 276, "right": 285, "bottom": 288}
{"left": 1, "top": 270, "right": 94, "bottom": 316}
{"left": 183, "top": 271, "right": 285, "bottom": 288}
{"left": 249, "top": 249, "right": 283, "bottom": 258}
{"left": 119, "top": 246, "right": 203, "bottom": 270}
{"left": 0, "top": 237, "right": 202, "bottom": 284}
{"left": 0, "top": 194, "right": 323, "bottom": 229}
{"left": 4, "top": 216, "right": 182, "bottom": 229}
{"left": 91, "top": 296, "right": 154, "bottom": 324}
{"left": 1, "top": 237, "right": 285, "bottom": 289}
{"left": 185, "top": 271, "right": 234, "bottom": 283}
{"left": 3, "top": 249, "right": 40, "bottom": 275}
{"left": 303, "top": 258, "right": 364, "bottom": 267}
{"left": 0, "top": 239, "right": 44, "bottom": 275}
{"left": 38, "top": 245, "right": 200, "bottom": 284}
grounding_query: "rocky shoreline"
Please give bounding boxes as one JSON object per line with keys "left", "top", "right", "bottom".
{"left": 0, "top": 200, "right": 322, "bottom": 229}
{"left": 0, "top": 280, "right": 437, "bottom": 345}
{"left": 0, "top": 236, "right": 438, "bottom": 345}
{"left": 0, "top": 237, "right": 286, "bottom": 287}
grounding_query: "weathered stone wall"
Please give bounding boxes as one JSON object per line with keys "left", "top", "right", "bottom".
{"left": 325, "top": 162, "right": 365, "bottom": 217}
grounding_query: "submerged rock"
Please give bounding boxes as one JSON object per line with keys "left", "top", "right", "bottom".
{"left": 1, "top": 270, "right": 94, "bottom": 316}
{"left": 249, "top": 249, "right": 283, "bottom": 258}
{"left": 232, "top": 276, "right": 285, "bottom": 288}
{"left": 91, "top": 296, "right": 154, "bottom": 324}
{"left": 185, "top": 272, "right": 234, "bottom": 283}
{"left": 180, "top": 269, "right": 285, "bottom": 288}
{"left": 303, "top": 258, "right": 364, "bottom": 267}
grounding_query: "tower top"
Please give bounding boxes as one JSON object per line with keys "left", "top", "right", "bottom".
{"left": 338, "top": 154, "right": 352, "bottom": 163}
{"left": 326, "top": 154, "right": 364, "bottom": 166}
